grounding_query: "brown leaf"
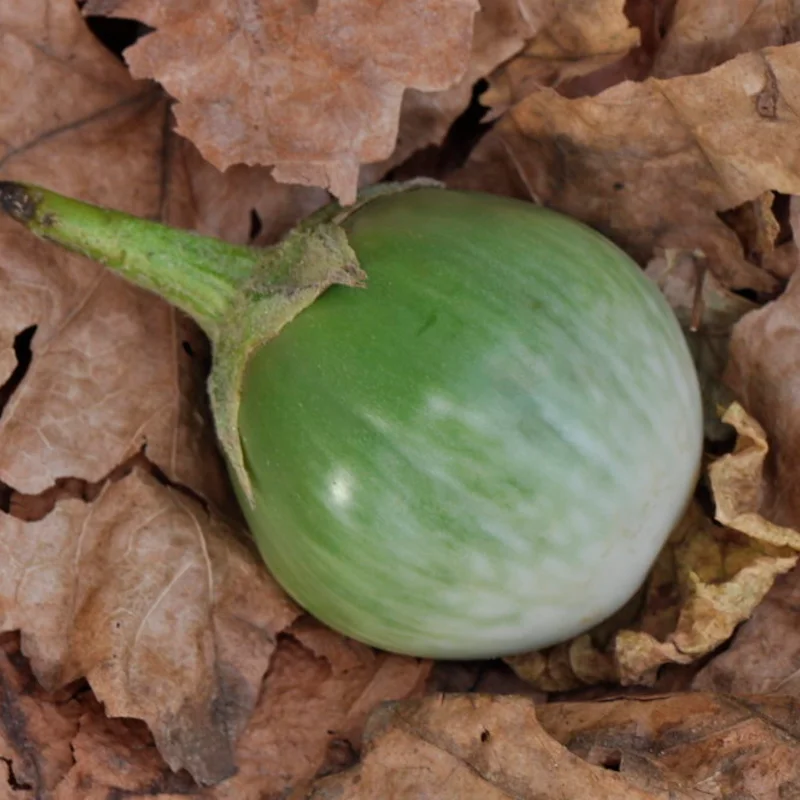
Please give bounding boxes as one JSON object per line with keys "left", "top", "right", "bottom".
{"left": 308, "top": 694, "right": 661, "bottom": 799}
{"left": 363, "top": 0, "right": 547, "bottom": 180}
{"left": 376, "top": 0, "right": 641, "bottom": 183}
{"left": 452, "top": 42, "right": 800, "bottom": 293}
{"left": 654, "top": 0, "right": 800, "bottom": 78}
{"left": 0, "top": 0, "right": 218, "bottom": 506}
{"left": 0, "top": 468, "right": 300, "bottom": 785}
{"left": 726, "top": 268, "right": 800, "bottom": 527}
{"left": 0, "top": 218, "right": 230, "bottom": 507}
{"left": 54, "top": 698, "right": 198, "bottom": 799}
{"left": 538, "top": 692, "right": 800, "bottom": 799}
{"left": 0, "top": 638, "right": 198, "bottom": 798}
{"left": 0, "top": 635, "right": 80, "bottom": 798}
{"left": 84, "top": 0, "right": 479, "bottom": 204}
{"left": 710, "top": 403, "right": 800, "bottom": 546}
{"left": 211, "top": 624, "right": 431, "bottom": 799}
{"left": 481, "top": 0, "right": 640, "bottom": 115}
{"left": 693, "top": 566, "right": 800, "bottom": 696}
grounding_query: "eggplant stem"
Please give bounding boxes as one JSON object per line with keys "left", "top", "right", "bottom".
{"left": 0, "top": 181, "right": 261, "bottom": 338}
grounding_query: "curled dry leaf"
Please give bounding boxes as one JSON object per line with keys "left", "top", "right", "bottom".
{"left": 710, "top": 403, "right": 800, "bottom": 547}
{"left": 691, "top": 254, "right": 800, "bottom": 699}
{"left": 507, "top": 403, "right": 800, "bottom": 691}
{"left": 537, "top": 692, "right": 800, "bottom": 799}
{"left": 84, "top": 0, "right": 479, "bottom": 204}
{"left": 308, "top": 694, "right": 658, "bottom": 799}
{"left": 693, "top": 566, "right": 800, "bottom": 697}
{"left": 364, "top": 0, "right": 638, "bottom": 183}
{"left": 452, "top": 42, "right": 800, "bottom": 293}
{"left": 0, "top": 467, "right": 301, "bottom": 785}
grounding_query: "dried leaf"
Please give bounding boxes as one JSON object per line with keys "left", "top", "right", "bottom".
{"left": 85, "top": 0, "right": 479, "bottom": 204}
{"left": 692, "top": 565, "right": 800, "bottom": 696}
{"left": 538, "top": 692, "right": 800, "bottom": 798}
{"left": 710, "top": 403, "right": 800, "bottom": 546}
{"left": 0, "top": 468, "right": 300, "bottom": 785}
{"left": 654, "top": 0, "right": 800, "bottom": 78}
{"left": 48, "top": 627, "right": 429, "bottom": 799}
{"left": 308, "top": 694, "right": 660, "bottom": 799}
{"left": 54, "top": 699, "right": 198, "bottom": 799}
{"left": 481, "top": 0, "right": 640, "bottom": 115}
{"left": 0, "top": 635, "right": 80, "bottom": 798}
{"left": 211, "top": 624, "right": 431, "bottom": 799}
{"left": 365, "top": 0, "right": 546, "bottom": 180}
{"left": 762, "top": 195, "right": 800, "bottom": 279}
{"left": 726, "top": 268, "right": 800, "bottom": 527}
{"left": 0, "top": 220, "right": 231, "bottom": 507}
{"left": 453, "top": 43, "right": 800, "bottom": 292}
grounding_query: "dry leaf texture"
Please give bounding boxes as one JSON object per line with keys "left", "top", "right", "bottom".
{"left": 538, "top": 693, "right": 800, "bottom": 799}
{"left": 0, "top": 223, "right": 231, "bottom": 506}
{"left": 693, "top": 566, "right": 800, "bottom": 697}
{"left": 379, "top": 0, "right": 639, "bottom": 180}
{"left": 363, "top": 0, "right": 548, "bottom": 180}
{"left": 0, "top": 468, "right": 300, "bottom": 784}
{"left": 726, "top": 268, "right": 800, "bottom": 527}
{"left": 482, "top": 0, "right": 640, "bottom": 113}
{"left": 85, "top": 0, "right": 480, "bottom": 204}
{"left": 0, "top": 0, "right": 221, "bottom": 505}
{"left": 308, "top": 693, "right": 661, "bottom": 799}
{"left": 0, "top": 636, "right": 80, "bottom": 798}
{"left": 212, "top": 623, "right": 430, "bottom": 799}
{"left": 654, "top": 0, "right": 800, "bottom": 78}
{"left": 453, "top": 42, "right": 800, "bottom": 293}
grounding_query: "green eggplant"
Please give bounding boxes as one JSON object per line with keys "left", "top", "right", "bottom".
{"left": 0, "top": 180, "right": 703, "bottom": 659}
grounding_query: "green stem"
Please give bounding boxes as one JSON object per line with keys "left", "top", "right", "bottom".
{"left": 0, "top": 181, "right": 263, "bottom": 337}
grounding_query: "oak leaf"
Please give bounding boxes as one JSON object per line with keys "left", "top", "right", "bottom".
{"left": 84, "top": 0, "right": 480, "bottom": 204}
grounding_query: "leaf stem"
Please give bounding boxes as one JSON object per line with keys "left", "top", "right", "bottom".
{"left": 0, "top": 182, "right": 263, "bottom": 338}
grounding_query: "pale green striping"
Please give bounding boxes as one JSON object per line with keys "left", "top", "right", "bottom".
{"left": 235, "top": 189, "right": 703, "bottom": 659}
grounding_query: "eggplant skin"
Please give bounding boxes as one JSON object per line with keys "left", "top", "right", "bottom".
{"left": 234, "top": 188, "right": 703, "bottom": 660}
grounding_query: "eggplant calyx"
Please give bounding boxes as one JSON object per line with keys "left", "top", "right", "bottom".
{"left": 210, "top": 222, "right": 364, "bottom": 504}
